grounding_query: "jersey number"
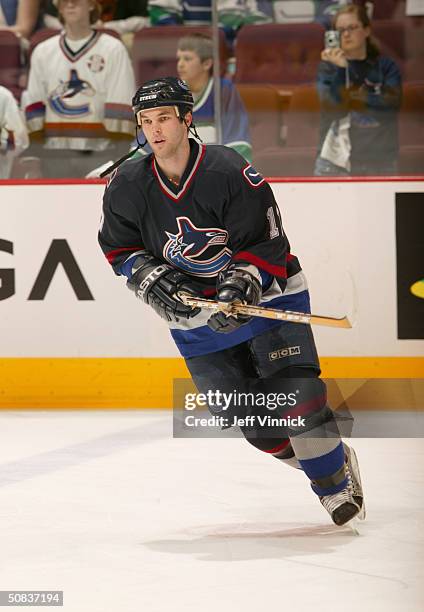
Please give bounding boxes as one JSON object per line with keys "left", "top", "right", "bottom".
{"left": 267, "top": 207, "right": 280, "bottom": 239}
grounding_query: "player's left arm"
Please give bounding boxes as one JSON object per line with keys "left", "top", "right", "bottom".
{"left": 103, "top": 41, "right": 136, "bottom": 139}
{"left": 208, "top": 160, "right": 287, "bottom": 333}
{"left": 224, "top": 162, "right": 287, "bottom": 287}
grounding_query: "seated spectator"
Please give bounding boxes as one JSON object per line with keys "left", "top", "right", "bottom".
{"left": 0, "top": 0, "right": 43, "bottom": 38}
{"left": 147, "top": 0, "right": 268, "bottom": 45}
{"left": 177, "top": 33, "right": 252, "bottom": 161}
{"left": 24, "top": 0, "right": 135, "bottom": 177}
{"left": 315, "top": 3, "right": 402, "bottom": 176}
{"left": 44, "top": 0, "right": 149, "bottom": 34}
{"left": 0, "top": 85, "right": 29, "bottom": 178}
{"left": 131, "top": 32, "right": 252, "bottom": 162}
{"left": 221, "top": 1, "right": 365, "bottom": 27}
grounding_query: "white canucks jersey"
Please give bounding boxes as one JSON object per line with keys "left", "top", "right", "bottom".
{"left": 25, "top": 30, "right": 136, "bottom": 151}
{"left": 0, "top": 86, "right": 29, "bottom": 179}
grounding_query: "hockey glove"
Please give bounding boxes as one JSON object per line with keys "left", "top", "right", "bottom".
{"left": 127, "top": 253, "right": 201, "bottom": 322}
{"left": 207, "top": 265, "right": 261, "bottom": 333}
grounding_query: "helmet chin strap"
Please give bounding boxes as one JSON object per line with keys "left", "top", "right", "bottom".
{"left": 173, "top": 105, "right": 203, "bottom": 143}
{"left": 187, "top": 122, "right": 202, "bottom": 142}
{"left": 135, "top": 124, "right": 147, "bottom": 148}
{"left": 100, "top": 108, "right": 200, "bottom": 179}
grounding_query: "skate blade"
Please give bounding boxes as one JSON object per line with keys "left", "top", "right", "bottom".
{"left": 346, "top": 517, "right": 361, "bottom": 535}
{"left": 357, "top": 502, "right": 366, "bottom": 521}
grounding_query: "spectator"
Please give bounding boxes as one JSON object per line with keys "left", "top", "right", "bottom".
{"left": 176, "top": 33, "right": 252, "bottom": 161}
{"left": 44, "top": 0, "right": 149, "bottom": 34}
{"left": 315, "top": 3, "right": 402, "bottom": 176}
{"left": 148, "top": 0, "right": 268, "bottom": 45}
{"left": 130, "top": 33, "right": 252, "bottom": 163}
{"left": 0, "top": 85, "right": 29, "bottom": 178}
{"left": 0, "top": 0, "right": 43, "bottom": 38}
{"left": 226, "top": 1, "right": 367, "bottom": 27}
{"left": 24, "top": 0, "right": 135, "bottom": 177}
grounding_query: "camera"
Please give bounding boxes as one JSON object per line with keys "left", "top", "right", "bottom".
{"left": 325, "top": 30, "right": 340, "bottom": 49}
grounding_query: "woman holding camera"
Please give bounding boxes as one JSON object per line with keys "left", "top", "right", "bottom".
{"left": 315, "top": 4, "right": 402, "bottom": 176}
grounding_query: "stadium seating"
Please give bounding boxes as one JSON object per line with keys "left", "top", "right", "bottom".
{"left": 400, "top": 81, "right": 424, "bottom": 146}
{"left": 131, "top": 26, "right": 229, "bottom": 85}
{"left": 236, "top": 84, "right": 291, "bottom": 151}
{"left": 371, "top": 0, "right": 405, "bottom": 20}
{"left": 398, "top": 80, "right": 424, "bottom": 173}
{"left": 0, "top": 31, "right": 22, "bottom": 100}
{"left": 234, "top": 23, "right": 324, "bottom": 85}
{"left": 253, "top": 146, "right": 317, "bottom": 177}
{"left": 404, "top": 18, "right": 424, "bottom": 80}
{"left": 283, "top": 84, "right": 320, "bottom": 148}
{"left": 372, "top": 19, "right": 406, "bottom": 66}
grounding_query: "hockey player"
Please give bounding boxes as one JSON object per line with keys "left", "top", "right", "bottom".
{"left": 24, "top": 0, "right": 135, "bottom": 177}
{"left": 98, "top": 76, "right": 365, "bottom": 527}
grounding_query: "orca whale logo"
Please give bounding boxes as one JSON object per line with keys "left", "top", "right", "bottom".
{"left": 163, "top": 217, "right": 231, "bottom": 277}
{"left": 49, "top": 69, "right": 95, "bottom": 117}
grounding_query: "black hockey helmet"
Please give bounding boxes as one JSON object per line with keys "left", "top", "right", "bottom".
{"left": 132, "top": 77, "right": 194, "bottom": 121}
{"left": 99, "top": 78, "right": 198, "bottom": 179}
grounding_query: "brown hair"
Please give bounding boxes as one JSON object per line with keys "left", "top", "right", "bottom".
{"left": 333, "top": 4, "right": 380, "bottom": 58}
{"left": 177, "top": 33, "right": 213, "bottom": 62}
{"left": 55, "top": 1, "right": 101, "bottom": 26}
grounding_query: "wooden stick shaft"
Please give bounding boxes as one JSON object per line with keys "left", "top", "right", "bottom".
{"left": 178, "top": 293, "right": 352, "bottom": 329}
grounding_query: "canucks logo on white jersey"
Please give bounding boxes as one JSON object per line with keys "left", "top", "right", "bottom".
{"left": 48, "top": 69, "right": 95, "bottom": 117}
{"left": 163, "top": 216, "right": 231, "bottom": 277}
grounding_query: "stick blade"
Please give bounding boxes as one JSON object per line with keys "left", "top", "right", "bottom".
{"left": 310, "top": 315, "right": 352, "bottom": 329}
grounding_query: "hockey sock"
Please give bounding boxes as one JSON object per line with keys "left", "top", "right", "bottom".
{"left": 292, "top": 439, "right": 347, "bottom": 496}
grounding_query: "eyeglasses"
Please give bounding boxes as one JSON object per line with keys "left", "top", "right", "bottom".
{"left": 336, "top": 24, "right": 362, "bottom": 35}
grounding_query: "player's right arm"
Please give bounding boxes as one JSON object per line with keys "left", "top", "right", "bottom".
{"left": 98, "top": 171, "right": 145, "bottom": 275}
{"left": 98, "top": 172, "right": 200, "bottom": 322}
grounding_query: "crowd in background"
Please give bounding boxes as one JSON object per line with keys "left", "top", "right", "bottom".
{"left": 0, "top": 0, "right": 422, "bottom": 178}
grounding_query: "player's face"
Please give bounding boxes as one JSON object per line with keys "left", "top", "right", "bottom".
{"left": 176, "top": 49, "right": 211, "bottom": 87}
{"left": 335, "top": 13, "right": 370, "bottom": 56}
{"left": 137, "top": 106, "right": 191, "bottom": 160}
{"left": 59, "top": 0, "right": 94, "bottom": 26}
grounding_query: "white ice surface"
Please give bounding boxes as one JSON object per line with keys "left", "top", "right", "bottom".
{"left": 0, "top": 411, "right": 422, "bottom": 612}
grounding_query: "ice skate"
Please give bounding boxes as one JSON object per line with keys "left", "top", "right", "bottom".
{"left": 320, "top": 443, "right": 365, "bottom": 526}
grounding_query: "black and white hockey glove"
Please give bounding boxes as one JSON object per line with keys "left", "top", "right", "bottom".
{"left": 127, "top": 253, "right": 201, "bottom": 322}
{"left": 207, "top": 265, "right": 262, "bottom": 333}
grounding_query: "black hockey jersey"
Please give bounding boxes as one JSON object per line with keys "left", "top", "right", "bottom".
{"left": 98, "top": 139, "right": 309, "bottom": 357}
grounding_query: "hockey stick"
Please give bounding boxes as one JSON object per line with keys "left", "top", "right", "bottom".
{"left": 178, "top": 292, "right": 352, "bottom": 329}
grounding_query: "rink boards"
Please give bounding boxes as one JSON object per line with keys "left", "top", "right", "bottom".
{"left": 0, "top": 177, "right": 423, "bottom": 408}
